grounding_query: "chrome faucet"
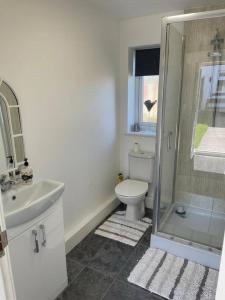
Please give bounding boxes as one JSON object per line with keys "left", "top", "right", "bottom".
{"left": 0, "top": 172, "right": 20, "bottom": 192}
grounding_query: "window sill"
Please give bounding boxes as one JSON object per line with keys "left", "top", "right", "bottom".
{"left": 126, "top": 130, "right": 156, "bottom": 137}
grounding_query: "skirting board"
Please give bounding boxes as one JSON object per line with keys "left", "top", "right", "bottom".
{"left": 65, "top": 196, "right": 119, "bottom": 254}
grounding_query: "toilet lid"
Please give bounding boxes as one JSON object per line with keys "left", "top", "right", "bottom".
{"left": 115, "top": 179, "right": 148, "bottom": 197}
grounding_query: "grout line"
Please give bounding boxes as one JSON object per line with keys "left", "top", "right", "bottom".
{"left": 100, "top": 276, "right": 118, "bottom": 300}
{"left": 67, "top": 265, "right": 86, "bottom": 287}
{"left": 87, "top": 264, "right": 115, "bottom": 279}
{"left": 64, "top": 205, "right": 152, "bottom": 299}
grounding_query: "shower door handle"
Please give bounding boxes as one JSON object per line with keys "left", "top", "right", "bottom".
{"left": 167, "top": 131, "right": 173, "bottom": 151}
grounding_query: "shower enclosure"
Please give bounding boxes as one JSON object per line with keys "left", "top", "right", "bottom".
{"left": 152, "top": 9, "right": 225, "bottom": 270}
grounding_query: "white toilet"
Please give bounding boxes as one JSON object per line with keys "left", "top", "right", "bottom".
{"left": 115, "top": 151, "right": 155, "bottom": 221}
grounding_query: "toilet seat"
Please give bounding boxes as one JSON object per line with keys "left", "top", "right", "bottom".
{"left": 115, "top": 179, "right": 148, "bottom": 198}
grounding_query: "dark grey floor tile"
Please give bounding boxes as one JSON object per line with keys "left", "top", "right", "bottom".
{"left": 145, "top": 208, "right": 153, "bottom": 219}
{"left": 140, "top": 226, "right": 152, "bottom": 246}
{"left": 118, "top": 243, "right": 148, "bottom": 282}
{"left": 77, "top": 232, "right": 108, "bottom": 251}
{"left": 89, "top": 239, "right": 133, "bottom": 278}
{"left": 59, "top": 205, "right": 158, "bottom": 300}
{"left": 66, "top": 257, "right": 85, "bottom": 285}
{"left": 151, "top": 294, "right": 167, "bottom": 300}
{"left": 59, "top": 267, "right": 112, "bottom": 300}
{"left": 102, "top": 280, "right": 153, "bottom": 300}
{"left": 67, "top": 243, "right": 98, "bottom": 265}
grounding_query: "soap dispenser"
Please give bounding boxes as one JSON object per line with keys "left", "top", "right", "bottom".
{"left": 20, "top": 158, "right": 33, "bottom": 184}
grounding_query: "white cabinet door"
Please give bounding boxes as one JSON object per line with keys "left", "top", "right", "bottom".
{"left": 8, "top": 203, "right": 67, "bottom": 300}
{"left": 8, "top": 224, "right": 45, "bottom": 300}
{"left": 38, "top": 204, "right": 67, "bottom": 300}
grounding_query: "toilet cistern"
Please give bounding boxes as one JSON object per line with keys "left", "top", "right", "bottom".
{"left": 115, "top": 150, "right": 154, "bottom": 221}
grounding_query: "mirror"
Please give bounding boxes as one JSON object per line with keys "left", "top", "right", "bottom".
{"left": 0, "top": 80, "right": 25, "bottom": 173}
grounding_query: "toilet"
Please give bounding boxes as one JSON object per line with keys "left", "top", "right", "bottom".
{"left": 115, "top": 151, "right": 155, "bottom": 221}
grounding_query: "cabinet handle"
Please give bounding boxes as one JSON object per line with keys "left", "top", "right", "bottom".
{"left": 32, "top": 230, "right": 39, "bottom": 253}
{"left": 39, "top": 224, "right": 47, "bottom": 247}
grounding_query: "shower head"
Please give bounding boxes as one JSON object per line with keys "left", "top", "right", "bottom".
{"left": 208, "top": 29, "right": 224, "bottom": 59}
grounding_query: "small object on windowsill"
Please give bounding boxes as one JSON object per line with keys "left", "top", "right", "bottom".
{"left": 133, "top": 142, "right": 140, "bottom": 153}
{"left": 133, "top": 123, "right": 140, "bottom": 132}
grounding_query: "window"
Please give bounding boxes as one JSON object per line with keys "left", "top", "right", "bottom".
{"left": 134, "top": 47, "right": 160, "bottom": 133}
{"left": 136, "top": 75, "right": 159, "bottom": 124}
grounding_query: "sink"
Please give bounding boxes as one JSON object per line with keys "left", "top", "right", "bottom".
{"left": 2, "top": 179, "right": 65, "bottom": 229}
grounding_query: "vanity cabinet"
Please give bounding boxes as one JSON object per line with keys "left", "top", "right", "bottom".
{"left": 8, "top": 199, "right": 67, "bottom": 300}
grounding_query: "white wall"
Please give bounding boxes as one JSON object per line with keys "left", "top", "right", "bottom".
{"left": 119, "top": 12, "right": 180, "bottom": 206}
{"left": 0, "top": 0, "right": 119, "bottom": 239}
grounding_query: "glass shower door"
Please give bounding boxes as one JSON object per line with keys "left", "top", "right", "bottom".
{"left": 155, "top": 14, "right": 225, "bottom": 252}
{"left": 155, "top": 23, "right": 184, "bottom": 224}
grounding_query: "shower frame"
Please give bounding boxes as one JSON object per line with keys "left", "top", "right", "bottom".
{"left": 152, "top": 8, "right": 225, "bottom": 269}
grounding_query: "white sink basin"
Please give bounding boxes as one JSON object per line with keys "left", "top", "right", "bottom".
{"left": 2, "top": 179, "right": 65, "bottom": 229}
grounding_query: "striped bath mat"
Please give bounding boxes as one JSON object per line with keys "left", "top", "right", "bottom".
{"left": 128, "top": 248, "right": 218, "bottom": 300}
{"left": 95, "top": 211, "right": 151, "bottom": 246}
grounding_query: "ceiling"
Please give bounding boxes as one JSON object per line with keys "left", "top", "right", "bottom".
{"left": 87, "top": 0, "right": 225, "bottom": 19}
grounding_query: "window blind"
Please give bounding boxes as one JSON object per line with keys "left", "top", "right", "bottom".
{"left": 135, "top": 48, "right": 160, "bottom": 77}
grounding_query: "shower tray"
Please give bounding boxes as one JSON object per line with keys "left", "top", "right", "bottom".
{"left": 151, "top": 203, "right": 224, "bottom": 269}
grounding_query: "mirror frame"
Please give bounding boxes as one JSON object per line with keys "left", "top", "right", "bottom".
{"left": 0, "top": 79, "right": 26, "bottom": 173}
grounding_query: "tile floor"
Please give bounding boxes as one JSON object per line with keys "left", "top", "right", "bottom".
{"left": 56, "top": 206, "right": 166, "bottom": 300}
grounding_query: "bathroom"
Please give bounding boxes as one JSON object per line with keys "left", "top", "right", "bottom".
{"left": 1, "top": 0, "right": 225, "bottom": 300}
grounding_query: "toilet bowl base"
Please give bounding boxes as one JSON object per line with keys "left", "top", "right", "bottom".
{"left": 125, "top": 200, "right": 145, "bottom": 221}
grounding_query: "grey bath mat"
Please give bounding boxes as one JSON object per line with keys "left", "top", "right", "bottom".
{"left": 95, "top": 211, "right": 151, "bottom": 246}
{"left": 128, "top": 248, "right": 218, "bottom": 300}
